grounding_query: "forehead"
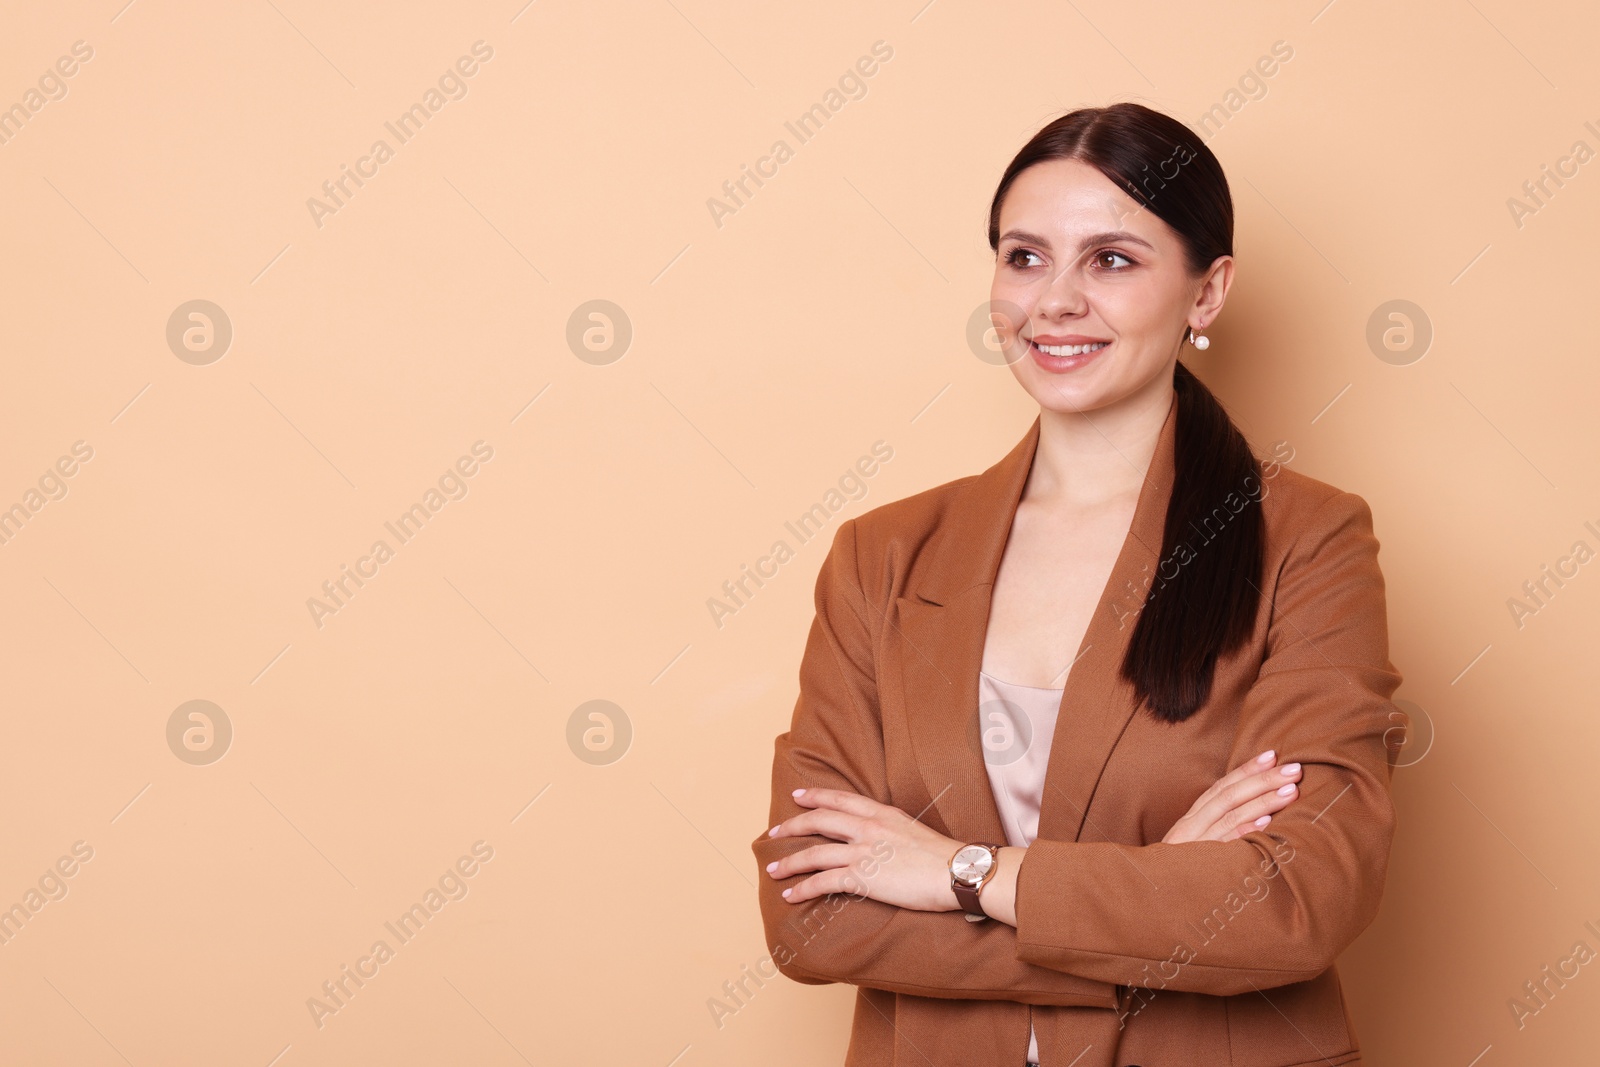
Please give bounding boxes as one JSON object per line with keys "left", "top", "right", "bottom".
{"left": 998, "top": 158, "right": 1169, "bottom": 247}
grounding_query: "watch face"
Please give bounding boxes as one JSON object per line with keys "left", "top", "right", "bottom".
{"left": 952, "top": 845, "right": 995, "bottom": 886}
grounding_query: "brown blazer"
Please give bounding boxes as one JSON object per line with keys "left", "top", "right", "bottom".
{"left": 751, "top": 393, "right": 1404, "bottom": 1067}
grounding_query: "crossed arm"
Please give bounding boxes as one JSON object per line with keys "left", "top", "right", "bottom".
{"left": 750, "top": 493, "right": 1403, "bottom": 1003}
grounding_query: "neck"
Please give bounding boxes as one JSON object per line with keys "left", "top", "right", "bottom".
{"left": 1025, "top": 369, "right": 1175, "bottom": 508}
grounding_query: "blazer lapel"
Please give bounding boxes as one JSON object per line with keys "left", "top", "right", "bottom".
{"left": 890, "top": 394, "right": 1178, "bottom": 847}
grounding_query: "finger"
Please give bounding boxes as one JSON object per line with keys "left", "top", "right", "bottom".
{"left": 767, "top": 841, "right": 860, "bottom": 879}
{"left": 1191, "top": 805, "right": 1275, "bottom": 845}
{"left": 1226, "top": 764, "right": 1302, "bottom": 809}
{"left": 791, "top": 787, "right": 887, "bottom": 820}
{"left": 1197, "top": 762, "right": 1302, "bottom": 827}
{"left": 1248, "top": 761, "right": 1302, "bottom": 802}
{"left": 769, "top": 808, "right": 866, "bottom": 844}
{"left": 1217, "top": 781, "right": 1304, "bottom": 840}
{"left": 1185, "top": 750, "right": 1279, "bottom": 814}
{"left": 1224, "top": 814, "right": 1272, "bottom": 841}
{"left": 783, "top": 866, "right": 874, "bottom": 905}
{"left": 1216, "top": 750, "right": 1280, "bottom": 792}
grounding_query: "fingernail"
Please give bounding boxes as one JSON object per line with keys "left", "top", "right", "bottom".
{"left": 768, "top": 825, "right": 781, "bottom": 836}
{"left": 781, "top": 888, "right": 791, "bottom": 898}
{"left": 792, "top": 788, "right": 806, "bottom": 798}
{"left": 1280, "top": 762, "right": 1300, "bottom": 775}
{"left": 1254, "top": 815, "right": 1271, "bottom": 827}
{"left": 766, "top": 861, "right": 778, "bottom": 873}
{"left": 1277, "top": 782, "right": 1296, "bottom": 795}
{"left": 1257, "top": 750, "right": 1275, "bottom": 764}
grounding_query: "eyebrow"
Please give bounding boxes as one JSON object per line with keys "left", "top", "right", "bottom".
{"left": 997, "top": 228, "right": 1156, "bottom": 253}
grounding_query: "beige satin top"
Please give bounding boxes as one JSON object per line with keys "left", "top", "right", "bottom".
{"left": 977, "top": 669, "right": 1065, "bottom": 1065}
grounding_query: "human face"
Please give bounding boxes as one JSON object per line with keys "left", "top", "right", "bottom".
{"left": 990, "top": 157, "right": 1229, "bottom": 417}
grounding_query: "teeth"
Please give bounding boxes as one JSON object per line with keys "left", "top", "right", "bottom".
{"left": 1034, "top": 341, "right": 1108, "bottom": 356}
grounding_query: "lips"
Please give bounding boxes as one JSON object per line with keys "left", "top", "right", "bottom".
{"left": 1026, "top": 336, "right": 1111, "bottom": 373}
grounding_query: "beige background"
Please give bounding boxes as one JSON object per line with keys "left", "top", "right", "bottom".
{"left": 1, "top": 0, "right": 1595, "bottom": 1063}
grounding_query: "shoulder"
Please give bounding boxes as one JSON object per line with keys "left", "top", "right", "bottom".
{"left": 819, "top": 469, "right": 980, "bottom": 599}
{"left": 850, "top": 471, "right": 977, "bottom": 547}
{"left": 1260, "top": 464, "right": 1344, "bottom": 510}
{"left": 1257, "top": 464, "right": 1384, "bottom": 581}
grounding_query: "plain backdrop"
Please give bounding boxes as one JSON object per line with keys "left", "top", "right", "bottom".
{"left": 0, "top": 1, "right": 1596, "bottom": 1064}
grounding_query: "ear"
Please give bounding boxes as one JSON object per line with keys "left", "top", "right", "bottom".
{"left": 1192, "top": 255, "right": 1234, "bottom": 328}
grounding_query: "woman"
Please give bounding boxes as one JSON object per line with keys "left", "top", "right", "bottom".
{"left": 751, "top": 103, "right": 1402, "bottom": 1067}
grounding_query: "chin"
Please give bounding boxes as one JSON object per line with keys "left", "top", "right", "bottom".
{"left": 1029, "top": 384, "right": 1114, "bottom": 416}
{"left": 1010, "top": 363, "right": 1104, "bottom": 407}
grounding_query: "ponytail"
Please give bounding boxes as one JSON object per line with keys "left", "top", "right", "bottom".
{"left": 1121, "top": 361, "right": 1265, "bottom": 724}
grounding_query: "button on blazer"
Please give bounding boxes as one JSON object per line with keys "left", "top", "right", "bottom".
{"left": 752, "top": 393, "right": 1404, "bottom": 1067}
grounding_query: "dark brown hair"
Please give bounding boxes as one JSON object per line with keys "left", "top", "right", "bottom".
{"left": 987, "top": 102, "right": 1264, "bottom": 725}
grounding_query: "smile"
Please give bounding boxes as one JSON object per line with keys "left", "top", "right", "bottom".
{"left": 1031, "top": 340, "right": 1109, "bottom": 356}
{"left": 1026, "top": 337, "right": 1112, "bottom": 374}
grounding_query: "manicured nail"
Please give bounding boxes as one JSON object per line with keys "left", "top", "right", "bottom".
{"left": 766, "top": 861, "right": 778, "bottom": 873}
{"left": 768, "top": 825, "right": 781, "bottom": 836}
{"left": 1280, "top": 763, "right": 1300, "bottom": 776}
{"left": 781, "top": 888, "right": 791, "bottom": 898}
{"left": 1254, "top": 815, "right": 1271, "bottom": 827}
{"left": 792, "top": 789, "right": 806, "bottom": 798}
{"left": 1257, "top": 750, "right": 1275, "bottom": 764}
{"left": 1277, "top": 782, "right": 1296, "bottom": 795}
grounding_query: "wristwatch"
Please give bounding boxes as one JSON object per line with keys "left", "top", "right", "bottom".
{"left": 949, "top": 841, "right": 1002, "bottom": 917}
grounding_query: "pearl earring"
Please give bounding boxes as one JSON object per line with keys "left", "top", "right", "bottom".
{"left": 1187, "top": 326, "right": 1210, "bottom": 350}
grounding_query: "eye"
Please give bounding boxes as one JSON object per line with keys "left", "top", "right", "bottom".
{"left": 1003, "top": 247, "right": 1042, "bottom": 269}
{"left": 1094, "top": 250, "right": 1135, "bottom": 270}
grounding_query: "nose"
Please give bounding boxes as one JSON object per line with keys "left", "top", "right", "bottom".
{"left": 1035, "top": 255, "right": 1090, "bottom": 316}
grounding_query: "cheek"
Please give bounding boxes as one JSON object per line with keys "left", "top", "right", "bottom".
{"left": 989, "top": 274, "right": 1027, "bottom": 317}
{"left": 1087, "top": 284, "right": 1151, "bottom": 328}
{"left": 984, "top": 286, "right": 1033, "bottom": 356}
{"left": 1094, "top": 289, "right": 1185, "bottom": 352}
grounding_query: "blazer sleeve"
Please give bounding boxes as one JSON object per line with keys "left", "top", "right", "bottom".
{"left": 1011, "top": 490, "right": 1404, "bottom": 997}
{"left": 750, "top": 518, "right": 1121, "bottom": 1010}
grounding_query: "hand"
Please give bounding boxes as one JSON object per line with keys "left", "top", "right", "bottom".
{"left": 764, "top": 787, "right": 963, "bottom": 911}
{"left": 1162, "top": 750, "right": 1303, "bottom": 844}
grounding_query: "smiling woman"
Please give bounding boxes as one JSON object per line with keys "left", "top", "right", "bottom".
{"left": 982, "top": 108, "right": 1252, "bottom": 726}
{"left": 752, "top": 102, "right": 1402, "bottom": 1067}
